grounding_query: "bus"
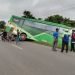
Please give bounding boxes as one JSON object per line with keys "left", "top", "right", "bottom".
{"left": 6, "top": 15, "right": 71, "bottom": 47}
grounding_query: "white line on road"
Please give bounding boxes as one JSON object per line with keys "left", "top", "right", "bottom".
{"left": 11, "top": 44, "right": 23, "bottom": 50}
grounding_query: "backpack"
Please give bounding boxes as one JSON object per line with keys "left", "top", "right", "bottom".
{"left": 72, "top": 33, "right": 75, "bottom": 40}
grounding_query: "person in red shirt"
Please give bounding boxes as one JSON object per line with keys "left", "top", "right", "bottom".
{"left": 71, "top": 30, "right": 75, "bottom": 52}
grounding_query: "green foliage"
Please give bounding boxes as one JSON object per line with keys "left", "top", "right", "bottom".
{"left": 45, "top": 14, "right": 75, "bottom": 27}
{"left": 22, "top": 10, "right": 36, "bottom": 19}
{"left": 45, "top": 15, "right": 63, "bottom": 24}
{"left": 38, "top": 18, "right": 42, "bottom": 20}
{"left": 22, "top": 10, "right": 75, "bottom": 27}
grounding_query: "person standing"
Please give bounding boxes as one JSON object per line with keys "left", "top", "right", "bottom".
{"left": 2, "top": 30, "right": 7, "bottom": 41}
{"left": 53, "top": 28, "right": 59, "bottom": 51}
{"left": 71, "top": 30, "right": 75, "bottom": 52}
{"left": 16, "top": 29, "right": 20, "bottom": 44}
{"left": 7, "top": 28, "right": 13, "bottom": 42}
{"left": 61, "top": 34, "right": 69, "bottom": 53}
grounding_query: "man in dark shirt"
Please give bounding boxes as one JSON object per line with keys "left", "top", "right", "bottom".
{"left": 16, "top": 29, "right": 20, "bottom": 44}
{"left": 61, "top": 34, "right": 69, "bottom": 53}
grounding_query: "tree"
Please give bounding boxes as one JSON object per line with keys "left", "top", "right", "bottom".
{"left": 22, "top": 10, "right": 36, "bottom": 19}
{"left": 45, "top": 15, "right": 64, "bottom": 24}
{"left": 38, "top": 18, "right": 42, "bottom": 20}
{"left": 45, "top": 14, "right": 75, "bottom": 27}
{"left": 22, "top": 11, "right": 75, "bottom": 27}
{"left": 0, "top": 21, "right": 6, "bottom": 29}
{"left": 69, "top": 20, "right": 75, "bottom": 27}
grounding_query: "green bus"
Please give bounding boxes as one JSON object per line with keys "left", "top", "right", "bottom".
{"left": 6, "top": 15, "right": 71, "bottom": 47}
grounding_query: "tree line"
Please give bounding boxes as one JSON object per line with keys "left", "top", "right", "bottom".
{"left": 22, "top": 10, "right": 75, "bottom": 27}
{"left": 0, "top": 10, "right": 75, "bottom": 30}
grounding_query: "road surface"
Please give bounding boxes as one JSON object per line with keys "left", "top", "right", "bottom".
{"left": 0, "top": 41, "right": 75, "bottom": 75}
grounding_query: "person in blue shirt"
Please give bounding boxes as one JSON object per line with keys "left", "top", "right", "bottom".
{"left": 53, "top": 28, "right": 59, "bottom": 51}
{"left": 61, "top": 34, "right": 69, "bottom": 53}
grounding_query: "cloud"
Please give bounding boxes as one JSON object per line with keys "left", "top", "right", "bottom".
{"left": 0, "top": 0, "right": 75, "bottom": 21}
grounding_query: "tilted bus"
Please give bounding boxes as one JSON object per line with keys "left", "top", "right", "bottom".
{"left": 6, "top": 15, "right": 71, "bottom": 47}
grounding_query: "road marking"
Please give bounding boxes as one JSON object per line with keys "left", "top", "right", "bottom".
{"left": 11, "top": 44, "right": 23, "bottom": 50}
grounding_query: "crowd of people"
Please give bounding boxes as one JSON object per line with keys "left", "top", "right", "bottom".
{"left": 53, "top": 28, "right": 75, "bottom": 53}
{"left": 1, "top": 29, "right": 20, "bottom": 44}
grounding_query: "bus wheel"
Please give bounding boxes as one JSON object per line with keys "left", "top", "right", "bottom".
{"left": 20, "top": 33, "right": 27, "bottom": 41}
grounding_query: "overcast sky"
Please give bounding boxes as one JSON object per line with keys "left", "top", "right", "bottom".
{"left": 0, "top": 0, "right": 75, "bottom": 21}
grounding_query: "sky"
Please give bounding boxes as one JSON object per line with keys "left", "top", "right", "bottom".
{"left": 0, "top": 0, "right": 75, "bottom": 21}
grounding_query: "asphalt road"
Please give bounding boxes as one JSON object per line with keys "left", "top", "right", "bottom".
{"left": 0, "top": 40, "right": 75, "bottom": 75}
